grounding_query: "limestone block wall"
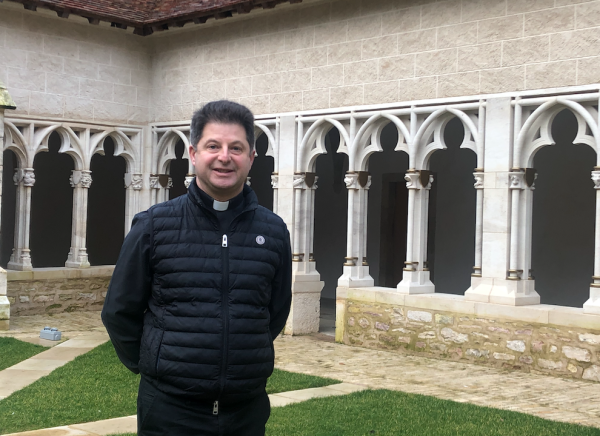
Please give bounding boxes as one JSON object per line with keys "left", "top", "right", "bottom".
{"left": 6, "top": 267, "right": 114, "bottom": 316}
{"left": 151, "top": 0, "right": 600, "bottom": 121}
{"left": 337, "top": 288, "right": 600, "bottom": 382}
{"left": 0, "top": 2, "right": 152, "bottom": 124}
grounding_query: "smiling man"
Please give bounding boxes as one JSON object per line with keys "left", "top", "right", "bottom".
{"left": 102, "top": 100, "right": 292, "bottom": 436}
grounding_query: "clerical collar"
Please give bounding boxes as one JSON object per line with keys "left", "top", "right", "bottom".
{"left": 195, "top": 184, "right": 245, "bottom": 212}
{"left": 213, "top": 199, "right": 229, "bottom": 211}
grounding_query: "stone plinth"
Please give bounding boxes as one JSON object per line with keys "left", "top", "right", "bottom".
{"left": 337, "top": 286, "right": 600, "bottom": 383}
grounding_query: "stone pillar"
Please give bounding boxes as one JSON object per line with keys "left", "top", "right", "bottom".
{"left": 124, "top": 173, "right": 143, "bottom": 235}
{"left": 8, "top": 168, "right": 34, "bottom": 271}
{"left": 286, "top": 172, "right": 323, "bottom": 335}
{"left": 184, "top": 175, "right": 194, "bottom": 189}
{"left": 1, "top": 82, "right": 17, "bottom": 328}
{"left": 584, "top": 169, "right": 600, "bottom": 314}
{"left": 271, "top": 173, "right": 279, "bottom": 215}
{"left": 338, "top": 171, "right": 374, "bottom": 287}
{"left": 397, "top": 170, "right": 435, "bottom": 294}
{"left": 65, "top": 170, "right": 92, "bottom": 268}
{"left": 471, "top": 170, "right": 484, "bottom": 278}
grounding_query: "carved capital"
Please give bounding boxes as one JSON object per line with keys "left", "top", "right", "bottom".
{"left": 13, "top": 168, "right": 23, "bottom": 186}
{"left": 405, "top": 172, "right": 420, "bottom": 190}
{"left": 149, "top": 175, "right": 160, "bottom": 189}
{"left": 70, "top": 170, "right": 92, "bottom": 188}
{"left": 592, "top": 171, "right": 600, "bottom": 189}
{"left": 509, "top": 171, "right": 525, "bottom": 190}
{"left": 474, "top": 172, "right": 484, "bottom": 189}
{"left": 81, "top": 171, "right": 93, "bottom": 188}
{"left": 293, "top": 174, "right": 306, "bottom": 189}
{"left": 22, "top": 168, "right": 35, "bottom": 187}
{"left": 167, "top": 177, "right": 173, "bottom": 189}
{"left": 124, "top": 173, "right": 142, "bottom": 190}
{"left": 246, "top": 177, "right": 251, "bottom": 187}
{"left": 271, "top": 174, "right": 279, "bottom": 189}
{"left": 344, "top": 172, "right": 359, "bottom": 190}
{"left": 184, "top": 175, "right": 194, "bottom": 189}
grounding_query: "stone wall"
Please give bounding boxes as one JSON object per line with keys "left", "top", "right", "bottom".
{"left": 0, "top": 2, "right": 151, "bottom": 124}
{"left": 337, "top": 288, "right": 600, "bottom": 382}
{"left": 6, "top": 267, "right": 114, "bottom": 316}
{"left": 152, "top": 0, "right": 600, "bottom": 121}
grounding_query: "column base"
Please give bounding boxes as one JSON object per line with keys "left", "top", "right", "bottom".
{"left": 0, "top": 267, "right": 8, "bottom": 330}
{"left": 465, "top": 277, "right": 540, "bottom": 305}
{"left": 7, "top": 260, "right": 32, "bottom": 271}
{"left": 284, "top": 276, "right": 324, "bottom": 335}
{"left": 397, "top": 270, "right": 435, "bottom": 294}
{"left": 65, "top": 260, "right": 91, "bottom": 268}
{"left": 337, "top": 265, "right": 374, "bottom": 287}
{"left": 65, "top": 249, "right": 90, "bottom": 268}
{"left": 584, "top": 287, "right": 600, "bottom": 314}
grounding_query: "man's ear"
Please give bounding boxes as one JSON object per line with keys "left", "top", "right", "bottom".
{"left": 188, "top": 145, "right": 196, "bottom": 165}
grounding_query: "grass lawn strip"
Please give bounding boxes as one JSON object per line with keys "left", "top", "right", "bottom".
{"left": 0, "top": 341, "right": 339, "bottom": 434}
{"left": 107, "top": 389, "right": 600, "bottom": 436}
{"left": 0, "top": 337, "right": 48, "bottom": 371}
{"left": 267, "top": 390, "right": 600, "bottom": 436}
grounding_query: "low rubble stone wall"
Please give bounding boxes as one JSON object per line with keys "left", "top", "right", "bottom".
{"left": 337, "top": 288, "right": 600, "bottom": 383}
{"left": 6, "top": 267, "right": 114, "bottom": 316}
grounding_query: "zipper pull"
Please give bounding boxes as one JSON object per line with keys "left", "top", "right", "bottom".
{"left": 213, "top": 400, "right": 219, "bottom": 415}
{"left": 222, "top": 235, "right": 228, "bottom": 247}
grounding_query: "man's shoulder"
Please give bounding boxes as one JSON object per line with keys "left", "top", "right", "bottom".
{"left": 146, "top": 194, "right": 189, "bottom": 217}
{"left": 253, "top": 206, "right": 288, "bottom": 235}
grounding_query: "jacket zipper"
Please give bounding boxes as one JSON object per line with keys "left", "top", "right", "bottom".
{"left": 218, "top": 233, "right": 229, "bottom": 404}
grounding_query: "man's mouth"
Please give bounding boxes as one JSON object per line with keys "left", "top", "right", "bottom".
{"left": 213, "top": 168, "right": 233, "bottom": 174}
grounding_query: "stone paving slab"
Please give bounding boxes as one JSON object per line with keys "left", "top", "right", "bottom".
{"left": 0, "top": 332, "right": 108, "bottom": 400}
{"left": 273, "top": 335, "right": 600, "bottom": 428}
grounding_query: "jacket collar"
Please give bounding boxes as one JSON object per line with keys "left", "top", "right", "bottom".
{"left": 187, "top": 177, "right": 259, "bottom": 215}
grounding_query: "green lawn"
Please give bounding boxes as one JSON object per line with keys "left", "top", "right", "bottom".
{"left": 0, "top": 340, "right": 338, "bottom": 434}
{"left": 0, "top": 337, "right": 47, "bottom": 371}
{"left": 110, "top": 389, "right": 600, "bottom": 436}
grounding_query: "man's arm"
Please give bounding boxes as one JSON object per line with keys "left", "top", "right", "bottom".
{"left": 268, "top": 227, "right": 292, "bottom": 339}
{"left": 101, "top": 211, "right": 152, "bottom": 374}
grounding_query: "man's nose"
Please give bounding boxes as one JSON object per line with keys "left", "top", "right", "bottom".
{"left": 217, "top": 147, "right": 231, "bottom": 162}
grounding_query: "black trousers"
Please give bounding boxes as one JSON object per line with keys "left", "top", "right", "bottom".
{"left": 137, "top": 376, "right": 271, "bottom": 436}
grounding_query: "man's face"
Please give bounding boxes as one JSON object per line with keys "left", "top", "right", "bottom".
{"left": 189, "top": 122, "right": 255, "bottom": 201}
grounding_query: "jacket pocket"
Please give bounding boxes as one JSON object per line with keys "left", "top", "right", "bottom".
{"left": 139, "top": 326, "right": 164, "bottom": 377}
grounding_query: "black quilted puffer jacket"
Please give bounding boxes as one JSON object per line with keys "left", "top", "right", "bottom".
{"left": 102, "top": 183, "right": 292, "bottom": 403}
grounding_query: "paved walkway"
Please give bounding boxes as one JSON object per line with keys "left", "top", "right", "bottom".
{"left": 2, "top": 311, "right": 600, "bottom": 434}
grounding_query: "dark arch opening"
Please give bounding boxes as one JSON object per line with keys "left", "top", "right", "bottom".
{"left": 531, "top": 109, "right": 596, "bottom": 307}
{"left": 368, "top": 122, "right": 410, "bottom": 288}
{"left": 427, "top": 117, "right": 477, "bottom": 294}
{"left": 314, "top": 127, "right": 348, "bottom": 333}
{"left": 1, "top": 150, "right": 18, "bottom": 267}
{"left": 248, "top": 134, "right": 274, "bottom": 210}
{"left": 30, "top": 132, "right": 74, "bottom": 267}
{"left": 87, "top": 137, "right": 127, "bottom": 266}
{"left": 169, "top": 140, "right": 188, "bottom": 200}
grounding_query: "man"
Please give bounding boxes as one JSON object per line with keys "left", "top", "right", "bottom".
{"left": 102, "top": 100, "right": 292, "bottom": 435}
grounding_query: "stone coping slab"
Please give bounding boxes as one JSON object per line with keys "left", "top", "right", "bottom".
{"left": 338, "top": 286, "right": 600, "bottom": 330}
{"left": 7, "top": 266, "right": 115, "bottom": 282}
{"left": 0, "top": 384, "right": 365, "bottom": 436}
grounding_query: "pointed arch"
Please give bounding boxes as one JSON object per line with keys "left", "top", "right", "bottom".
{"left": 156, "top": 129, "right": 191, "bottom": 174}
{"left": 90, "top": 129, "right": 138, "bottom": 172}
{"left": 413, "top": 107, "right": 480, "bottom": 170}
{"left": 516, "top": 98, "right": 599, "bottom": 169}
{"left": 3, "top": 122, "right": 28, "bottom": 168}
{"left": 254, "top": 122, "right": 276, "bottom": 159}
{"left": 33, "top": 125, "right": 84, "bottom": 170}
{"left": 297, "top": 118, "right": 350, "bottom": 173}
{"left": 351, "top": 113, "right": 410, "bottom": 172}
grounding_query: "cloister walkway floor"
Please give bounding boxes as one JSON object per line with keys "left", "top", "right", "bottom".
{"left": 2, "top": 312, "right": 600, "bottom": 432}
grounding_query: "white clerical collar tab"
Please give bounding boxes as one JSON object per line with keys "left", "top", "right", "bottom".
{"left": 213, "top": 200, "right": 229, "bottom": 211}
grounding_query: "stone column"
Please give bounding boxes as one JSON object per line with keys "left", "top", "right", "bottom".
{"left": 471, "top": 170, "right": 484, "bottom": 278}
{"left": 271, "top": 173, "right": 279, "bottom": 215}
{"left": 1, "top": 83, "right": 17, "bottom": 328}
{"left": 184, "top": 175, "right": 194, "bottom": 189}
{"left": 149, "top": 174, "right": 160, "bottom": 205}
{"left": 286, "top": 172, "right": 323, "bottom": 335}
{"left": 584, "top": 169, "right": 600, "bottom": 314}
{"left": 8, "top": 168, "right": 34, "bottom": 271}
{"left": 397, "top": 170, "right": 435, "bottom": 294}
{"left": 338, "top": 171, "right": 374, "bottom": 287}
{"left": 65, "top": 170, "right": 92, "bottom": 268}
{"left": 124, "top": 173, "right": 143, "bottom": 235}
